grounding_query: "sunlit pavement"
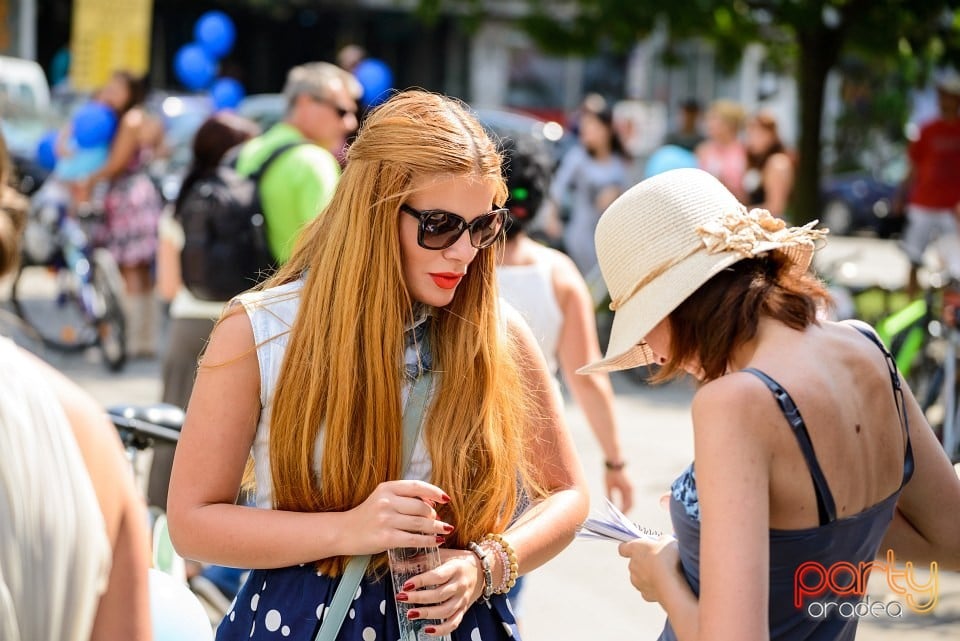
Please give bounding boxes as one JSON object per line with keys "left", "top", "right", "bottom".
{"left": 3, "top": 235, "right": 958, "bottom": 639}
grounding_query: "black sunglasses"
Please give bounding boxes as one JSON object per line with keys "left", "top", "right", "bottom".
{"left": 400, "top": 203, "right": 509, "bottom": 250}
{"left": 309, "top": 95, "right": 357, "bottom": 119}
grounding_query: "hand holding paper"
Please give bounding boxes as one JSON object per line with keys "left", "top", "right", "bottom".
{"left": 577, "top": 498, "right": 668, "bottom": 542}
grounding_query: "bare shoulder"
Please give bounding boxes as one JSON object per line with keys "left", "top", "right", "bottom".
{"left": 541, "top": 245, "right": 580, "bottom": 279}
{"left": 692, "top": 373, "right": 781, "bottom": 443}
{"left": 118, "top": 107, "right": 145, "bottom": 130}
{"left": 201, "top": 303, "right": 257, "bottom": 367}
{"left": 766, "top": 152, "right": 794, "bottom": 173}
{"left": 540, "top": 244, "right": 589, "bottom": 298}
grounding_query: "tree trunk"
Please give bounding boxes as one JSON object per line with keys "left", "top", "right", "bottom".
{"left": 793, "top": 28, "right": 842, "bottom": 225}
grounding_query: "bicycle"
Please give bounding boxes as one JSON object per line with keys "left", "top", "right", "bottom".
{"left": 872, "top": 236, "right": 960, "bottom": 463}
{"left": 11, "top": 180, "right": 127, "bottom": 371}
{"left": 108, "top": 402, "right": 234, "bottom": 629}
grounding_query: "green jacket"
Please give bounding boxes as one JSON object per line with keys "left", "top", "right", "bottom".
{"left": 236, "top": 123, "right": 340, "bottom": 264}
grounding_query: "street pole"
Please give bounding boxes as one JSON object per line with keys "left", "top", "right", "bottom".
{"left": 18, "top": 0, "right": 36, "bottom": 60}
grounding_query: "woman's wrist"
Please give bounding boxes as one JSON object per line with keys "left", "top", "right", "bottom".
{"left": 482, "top": 533, "right": 518, "bottom": 594}
{"left": 604, "top": 459, "right": 627, "bottom": 472}
{"left": 467, "top": 542, "right": 494, "bottom": 600}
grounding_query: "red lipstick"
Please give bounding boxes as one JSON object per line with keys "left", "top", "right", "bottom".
{"left": 430, "top": 272, "right": 464, "bottom": 289}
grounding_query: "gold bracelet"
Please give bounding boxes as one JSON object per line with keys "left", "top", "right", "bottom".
{"left": 483, "top": 533, "right": 519, "bottom": 594}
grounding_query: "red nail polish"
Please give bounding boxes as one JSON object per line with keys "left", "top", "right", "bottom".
{"left": 435, "top": 535, "right": 446, "bottom": 544}
{"left": 402, "top": 581, "right": 415, "bottom": 591}
{"left": 441, "top": 493, "right": 451, "bottom": 503}
{"left": 396, "top": 592, "right": 409, "bottom": 602}
{"left": 424, "top": 627, "right": 437, "bottom": 635}
{"left": 442, "top": 524, "right": 455, "bottom": 534}
{"left": 407, "top": 609, "right": 420, "bottom": 620}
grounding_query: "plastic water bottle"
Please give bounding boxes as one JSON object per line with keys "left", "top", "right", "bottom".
{"left": 387, "top": 546, "right": 451, "bottom": 641}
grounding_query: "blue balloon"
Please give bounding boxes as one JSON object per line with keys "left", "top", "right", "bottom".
{"left": 644, "top": 144, "right": 698, "bottom": 178}
{"left": 72, "top": 101, "right": 118, "bottom": 149}
{"left": 210, "top": 77, "right": 245, "bottom": 111}
{"left": 35, "top": 130, "right": 59, "bottom": 171}
{"left": 174, "top": 43, "right": 217, "bottom": 91}
{"left": 194, "top": 10, "right": 236, "bottom": 59}
{"left": 353, "top": 58, "right": 394, "bottom": 107}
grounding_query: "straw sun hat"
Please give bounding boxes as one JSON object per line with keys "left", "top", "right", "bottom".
{"left": 579, "top": 168, "right": 828, "bottom": 374}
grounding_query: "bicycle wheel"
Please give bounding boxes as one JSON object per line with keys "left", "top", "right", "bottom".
{"left": 10, "top": 259, "right": 100, "bottom": 351}
{"left": 90, "top": 248, "right": 127, "bottom": 372}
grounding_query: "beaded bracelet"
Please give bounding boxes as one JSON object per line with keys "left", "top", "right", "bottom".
{"left": 467, "top": 541, "right": 494, "bottom": 600}
{"left": 482, "top": 539, "right": 511, "bottom": 594}
{"left": 483, "top": 533, "right": 518, "bottom": 594}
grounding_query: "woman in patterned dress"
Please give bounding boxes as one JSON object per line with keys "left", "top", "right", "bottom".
{"left": 78, "top": 70, "right": 165, "bottom": 356}
{"left": 166, "top": 90, "right": 589, "bottom": 641}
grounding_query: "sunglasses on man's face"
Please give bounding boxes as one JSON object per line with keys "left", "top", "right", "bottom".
{"left": 309, "top": 95, "right": 357, "bottom": 119}
{"left": 400, "top": 203, "right": 509, "bottom": 250}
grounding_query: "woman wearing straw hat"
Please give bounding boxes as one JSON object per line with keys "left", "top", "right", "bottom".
{"left": 580, "top": 168, "right": 960, "bottom": 640}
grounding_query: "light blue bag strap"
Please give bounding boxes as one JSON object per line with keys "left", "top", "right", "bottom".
{"left": 401, "top": 371, "right": 433, "bottom": 473}
{"left": 314, "top": 371, "right": 433, "bottom": 641}
{"left": 314, "top": 554, "right": 370, "bottom": 641}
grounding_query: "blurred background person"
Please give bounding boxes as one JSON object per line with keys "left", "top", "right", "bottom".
{"left": 234, "top": 61, "right": 361, "bottom": 261}
{"left": 496, "top": 134, "right": 635, "bottom": 627}
{"left": 153, "top": 112, "right": 260, "bottom": 503}
{"left": 0, "top": 133, "right": 152, "bottom": 641}
{"left": 154, "top": 111, "right": 261, "bottom": 613}
{"left": 76, "top": 70, "right": 166, "bottom": 359}
{"left": 743, "top": 111, "right": 795, "bottom": 217}
{"left": 497, "top": 135, "right": 634, "bottom": 512}
{"left": 543, "top": 93, "right": 630, "bottom": 279}
{"left": 696, "top": 98, "right": 747, "bottom": 201}
{"left": 336, "top": 43, "right": 367, "bottom": 73}
{"left": 664, "top": 98, "right": 704, "bottom": 152}
{"left": 898, "top": 68, "right": 960, "bottom": 298}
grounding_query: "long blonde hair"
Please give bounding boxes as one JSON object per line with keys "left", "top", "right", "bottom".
{"left": 265, "top": 90, "right": 540, "bottom": 575}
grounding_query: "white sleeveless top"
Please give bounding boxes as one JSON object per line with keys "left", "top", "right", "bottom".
{"left": 236, "top": 279, "right": 434, "bottom": 509}
{"left": 0, "top": 337, "right": 112, "bottom": 641}
{"left": 497, "top": 255, "right": 562, "bottom": 376}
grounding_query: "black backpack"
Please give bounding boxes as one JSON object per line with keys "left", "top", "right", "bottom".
{"left": 178, "top": 142, "right": 302, "bottom": 301}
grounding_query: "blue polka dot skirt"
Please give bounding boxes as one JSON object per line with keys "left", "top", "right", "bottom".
{"left": 216, "top": 563, "right": 521, "bottom": 641}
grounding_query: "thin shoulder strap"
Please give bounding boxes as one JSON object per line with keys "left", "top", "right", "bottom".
{"left": 313, "top": 370, "right": 434, "bottom": 641}
{"left": 741, "top": 367, "right": 837, "bottom": 525}
{"left": 249, "top": 142, "right": 305, "bottom": 181}
{"left": 847, "top": 323, "right": 915, "bottom": 487}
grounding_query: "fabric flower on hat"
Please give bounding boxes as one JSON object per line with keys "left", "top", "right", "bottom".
{"left": 696, "top": 207, "right": 827, "bottom": 258}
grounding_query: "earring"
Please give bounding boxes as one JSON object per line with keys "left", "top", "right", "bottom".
{"left": 658, "top": 356, "right": 667, "bottom": 365}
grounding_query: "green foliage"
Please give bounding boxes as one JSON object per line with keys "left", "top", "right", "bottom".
{"left": 432, "top": 0, "right": 958, "bottom": 223}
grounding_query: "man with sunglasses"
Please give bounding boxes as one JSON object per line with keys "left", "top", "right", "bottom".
{"left": 235, "top": 61, "right": 361, "bottom": 264}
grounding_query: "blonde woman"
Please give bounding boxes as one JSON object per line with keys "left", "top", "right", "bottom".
{"left": 167, "top": 90, "right": 589, "bottom": 641}
{"left": 696, "top": 99, "right": 747, "bottom": 201}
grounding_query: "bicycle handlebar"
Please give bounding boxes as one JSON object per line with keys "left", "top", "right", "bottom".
{"left": 108, "top": 403, "right": 184, "bottom": 449}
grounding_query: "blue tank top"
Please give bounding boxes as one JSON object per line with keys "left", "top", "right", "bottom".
{"left": 660, "top": 327, "right": 914, "bottom": 641}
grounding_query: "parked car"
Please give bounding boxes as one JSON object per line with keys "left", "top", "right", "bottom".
{"left": 236, "top": 93, "right": 286, "bottom": 133}
{"left": 472, "top": 106, "right": 570, "bottom": 168}
{"left": 820, "top": 155, "right": 907, "bottom": 238}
